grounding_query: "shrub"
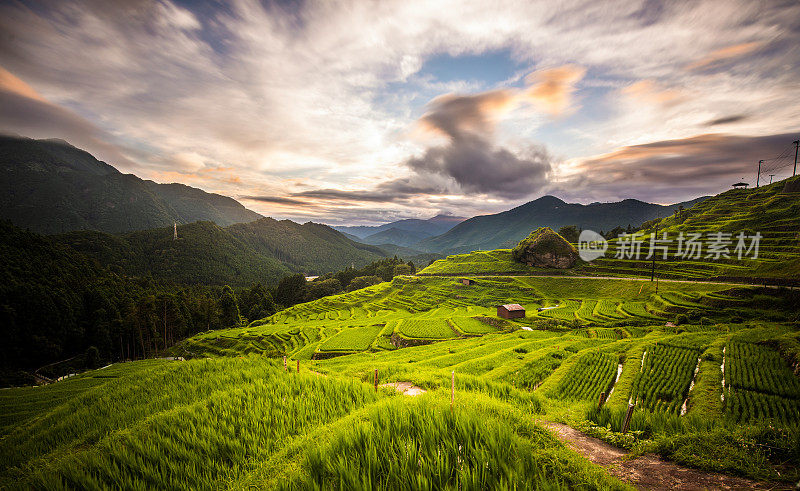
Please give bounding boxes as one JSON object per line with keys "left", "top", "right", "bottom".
{"left": 347, "top": 275, "right": 383, "bottom": 292}
{"left": 85, "top": 346, "right": 100, "bottom": 369}
{"left": 675, "top": 314, "right": 688, "bottom": 325}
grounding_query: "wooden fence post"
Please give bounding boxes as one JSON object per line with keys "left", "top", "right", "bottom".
{"left": 374, "top": 368, "right": 378, "bottom": 392}
{"left": 451, "top": 370, "right": 455, "bottom": 411}
{"left": 283, "top": 355, "right": 286, "bottom": 371}
{"left": 598, "top": 391, "right": 606, "bottom": 409}
{"left": 622, "top": 403, "right": 635, "bottom": 434}
{"left": 296, "top": 359, "right": 300, "bottom": 374}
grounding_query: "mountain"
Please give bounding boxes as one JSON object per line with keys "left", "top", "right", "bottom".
{"left": 334, "top": 214, "right": 465, "bottom": 239}
{"left": 0, "top": 135, "right": 262, "bottom": 234}
{"left": 56, "top": 218, "right": 388, "bottom": 287}
{"left": 359, "top": 227, "right": 431, "bottom": 247}
{"left": 417, "top": 195, "right": 708, "bottom": 254}
{"left": 226, "top": 218, "right": 386, "bottom": 274}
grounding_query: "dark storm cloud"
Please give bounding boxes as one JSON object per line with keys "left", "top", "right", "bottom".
{"left": 289, "top": 180, "right": 447, "bottom": 204}
{"left": 241, "top": 196, "right": 309, "bottom": 206}
{"left": 704, "top": 115, "right": 749, "bottom": 126}
{"left": 291, "top": 189, "right": 399, "bottom": 203}
{"left": 564, "top": 132, "right": 796, "bottom": 204}
{"left": 411, "top": 91, "right": 552, "bottom": 199}
{"left": 407, "top": 141, "right": 551, "bottom": 198}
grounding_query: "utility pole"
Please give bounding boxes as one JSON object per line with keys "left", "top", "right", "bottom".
{"left": 650, "top": 219, "right": 658, "bottom": 282}
{"left": 757, "top": 160, "right": 763, "bottom": 187}
{"left": 793, "top": 140, "right": 799, "bottom": 177}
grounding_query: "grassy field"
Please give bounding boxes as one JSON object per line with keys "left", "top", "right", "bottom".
{"left": 3, "top": 208, "right": 799, "bottom": 488}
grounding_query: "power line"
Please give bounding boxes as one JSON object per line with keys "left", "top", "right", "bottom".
{"left": 756, "top": 138, "right": 800, "bottom": 182}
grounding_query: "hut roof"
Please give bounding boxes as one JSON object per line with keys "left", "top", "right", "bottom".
{"left": 500, "top": 303, "right": 525, "bottom": 311}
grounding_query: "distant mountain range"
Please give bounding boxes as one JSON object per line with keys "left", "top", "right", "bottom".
{"left": 0, "top": 135, "right": 262, "bottom": 234}
{"left": 415, "top": 195, "right": 708, "bottom": 254}
{"left": 335, "top": 214, "right": 465, "bottom": 240}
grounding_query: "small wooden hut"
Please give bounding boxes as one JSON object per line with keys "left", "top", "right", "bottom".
{"left": 497, "top": 304, "right": 525, "bottom": 319}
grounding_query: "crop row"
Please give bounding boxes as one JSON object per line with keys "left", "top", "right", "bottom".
{"left": 319, "top": 325, "right": 383, "bottom": 352}
{"left": 552, "top": 351, "right": 617, "bottom": 401}
{"left": 397, "top": 319, "right": 457, "bottom": 339}
{"left": 725, "top": 342, "right": 800, "bottom": 398}
{"left": 449, "top": 317, "right": 496, "bottom": 334}
{"left": 725, "top": 388, "right": 800, "bottom": 425}
{"left": 630, "top": 344, "right": 700, "bottom": 414}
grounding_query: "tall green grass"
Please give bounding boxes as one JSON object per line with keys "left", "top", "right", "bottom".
{"left": 283, "top": 395, "right": 630, "bottom": 490}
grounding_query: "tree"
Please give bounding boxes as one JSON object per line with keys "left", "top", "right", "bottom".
{"left": 218, "top": 285, "right": 241, "bottom": 328}
{"left": 347, "top": 275, "right": 383, "bottom": 292}
{"left": 242, "top": 283, "right": 276, "bottom": 322}
{"left": 557, "top": 225, "right": 580, "bottom": 243}
{"left": 197, "top": 293, "right": 220, "bottom": 332}
{"left": 275, "top": 274, "right": 307, "bottom": 308}
{"left": 305, "top": 278, "right": 343, "bottom": 302}
{"left": 85, "top": 346, "right": 100, "bottom": 369}
{"left": 393, "top": 263, "right": 413, "bottom": 276}
{"left": 605, "top": 226, "right": 625, "bottom": 240}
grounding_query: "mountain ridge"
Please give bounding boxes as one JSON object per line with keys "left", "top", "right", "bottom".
{"left": 55, "top": 217, "right": 390, "bottom": 286}
{"left": 0, "top": 135, "right": 262, "bottom": 234}
{"left": 416, "top": 194, "right": 709, "bottom": 254}
{"left": 334, "top": 214, "right": 465, "bottom": 239}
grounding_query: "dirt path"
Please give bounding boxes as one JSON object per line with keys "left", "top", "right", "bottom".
{"left": 420, "top": 273, "right": 786, "bottom": 288}
{"left": 379, "top": 381, "right": 426, "bottom": 396}
{"left": 541, "top": 421, "right": 790, "bottom": 490}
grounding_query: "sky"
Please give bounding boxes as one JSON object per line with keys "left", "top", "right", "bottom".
{"left": 0, "top": 0, "right": 799, "bottom": 225}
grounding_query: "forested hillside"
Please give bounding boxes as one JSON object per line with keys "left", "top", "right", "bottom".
{"left": 0, "top": 221, "right": 275, "bottom": 384}
{"left": 56, "top": 218, "right": 387, "bottom": 286}
{"left": 0, "top": 136, "right": 262, "bottom": 234}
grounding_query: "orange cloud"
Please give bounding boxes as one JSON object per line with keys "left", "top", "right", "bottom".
{"left": 586, "top": 133, "right": 729, "bottom": 164}
{"left": 523, "top": 64, "right": 586, "bottom": 116}
{"left": 622, "top": 79, "right": 684, "bottom": 107}
{"left": 0, "top": 66, "right": 46, "bottom": 102}
{"left": 685, "top": 42, "right": 762, "bottom": 71}
{"left": 414, "top": 64, "right": 586, "bottom": 141}
{"left": 416, "top": 89, "right": 516, "bottom": 139}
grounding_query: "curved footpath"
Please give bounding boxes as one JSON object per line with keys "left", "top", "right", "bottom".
{"left": 541, "top": 421, "right": 793, "bottom": 490}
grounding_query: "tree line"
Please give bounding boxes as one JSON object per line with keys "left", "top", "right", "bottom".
{"left": 0, "top": 221, "right": 416, "bottom": 385}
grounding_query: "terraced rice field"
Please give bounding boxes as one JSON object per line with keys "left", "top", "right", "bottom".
{"left": 724, "top": 341, "right": 800, "bottom": 425}
{"left": 551, "top": 351, "right": 618, "bottom": 401}
{"left": 631, "top": 344, "right": 702, "bottom": 414}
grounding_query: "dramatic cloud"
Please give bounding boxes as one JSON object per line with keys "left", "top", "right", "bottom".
{"left": 523, "top": 65, "right": 586, "bottom": 116}
{"left": 556, "top": 133, "right": 795, "bottom": 204}
{"left": 704, "top": 115, "right": 749, "bottom": 127}
{"left": 0, "top": 0, "right": 798, "bottom": 224}
{"left": 408, "top": 69, "right": 572, "bottom": 198}
{"left": 406, "top": 141, "right": 551, "bottom": 198}
{"left": 0, "top": 67, "right": 140, "bottom": 170}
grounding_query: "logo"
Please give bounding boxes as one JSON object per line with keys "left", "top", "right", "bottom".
{"left": 578, "top": 229, "right": 608, "bottom": 262}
